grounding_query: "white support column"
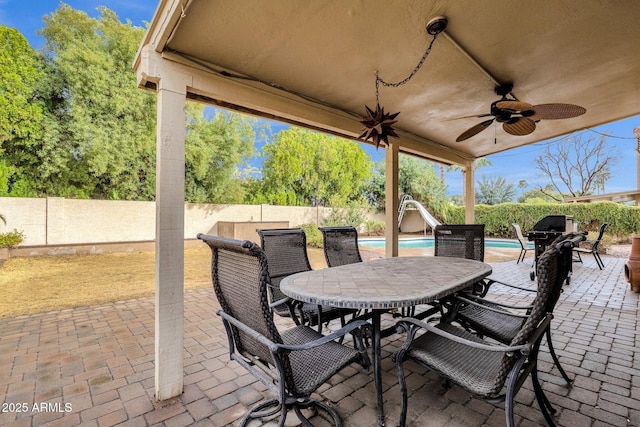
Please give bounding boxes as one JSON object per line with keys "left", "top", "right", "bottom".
{"left": 385, "top": 142, "right": 399, "bottom": 258}
{"left": 155, "top": 74, "right": 188, "bottom": 401}
{"left": 463, "top": 161, "right": 475, "bottom": 224}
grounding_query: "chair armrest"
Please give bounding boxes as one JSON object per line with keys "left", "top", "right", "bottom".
{"left": 274, "top": 319, "right": 371, "bottom": 352}
{"left": 483, "top": 278, "right": 537, "bottom": 293}
{"left": 218, "top": 309, "right": 277, "bottom": 348}
{"left": 218, "top": 308, "right": 369, "bottom": 354}
{"left": 395, "top": 316, "right": 532, "bottom": 354}
{"left": 269, "top": 297, "right": 293, "bottom": 309}
{"left": 455, "top": 295, "right": 531, "bottom": 318}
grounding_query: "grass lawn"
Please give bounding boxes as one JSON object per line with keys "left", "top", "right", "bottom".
{"left": 0, "top": 248, "right": 208, "bottom": 318}
{"left": 0, "top": 246, "right": 330, "bottom": 318}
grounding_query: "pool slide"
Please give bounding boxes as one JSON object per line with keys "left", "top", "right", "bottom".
{"left": 398, "top": 198, "right": 441, "bottom": 229}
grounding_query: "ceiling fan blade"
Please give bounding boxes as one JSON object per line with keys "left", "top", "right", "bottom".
{"left": 495, "top": 100, "right": 533, "bottom": 112}
{"left": 503, "top": 117, "right": 536, "bottom": 136}
{"left": 446, "top": 113, "right": 493, "bottom": 122}
{"left": 456, "top": 119, "right": 494, "bottom": 142}
{"left": 530, "top": 103, "right": 587, "bottom": 120}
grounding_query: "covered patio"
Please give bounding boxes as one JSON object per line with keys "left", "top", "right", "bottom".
{"left": 131, "top": 0, "right": 640, "bottom": 417}
{"left": 1, "top": 254, "right": 639, "bottom": 426}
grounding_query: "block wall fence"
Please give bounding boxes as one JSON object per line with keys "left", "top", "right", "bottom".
{"left": 1, "top": 197, "right": 408, "bottom": 255}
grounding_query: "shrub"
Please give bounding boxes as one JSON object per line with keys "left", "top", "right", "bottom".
{"left": 0, "top": 229, "right": 25, "bottom": 248}
{"left": 443, "top": 201, "right": 640, "bottom": 240}
{"left": 322, "top": 203, "right": 367, "bottom": 229}
{"left": 364, "top": 220, "right": 385, "bottom": 236}
{"left": 301, "top": 223, "right": 323, "bottom": 248}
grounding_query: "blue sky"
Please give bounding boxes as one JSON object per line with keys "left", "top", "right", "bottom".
{"left": 3, "top": 0, "right": 639, "bottom": 198}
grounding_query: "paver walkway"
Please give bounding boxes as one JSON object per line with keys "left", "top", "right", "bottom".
{"left": 1, "top": 254, "right": 639, "bottom": 426}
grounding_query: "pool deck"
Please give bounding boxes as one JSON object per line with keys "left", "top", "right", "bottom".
{"left": 1, "top": 251, "right": 639, "bottom": 426}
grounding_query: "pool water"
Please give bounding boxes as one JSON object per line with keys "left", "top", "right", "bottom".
{"left": 359, "top": 237, "right": 533, "bottom": 250}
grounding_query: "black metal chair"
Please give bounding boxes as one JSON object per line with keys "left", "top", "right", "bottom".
{"left": 395, "top": 234, "right": 582, "bottom": 427}
{"left": 318, "top": 226, "right": 363, "bottom": 267}
{"left": 513, "top": 223, "right": 534, "bottom": 264}
{"left": 434, "top": 224, "right": 485, "bottom": 262}
{"left": 257, "top": 228, "right": 344, "bottom": 332}
{"left": 449, "top": 232, "right": 586, "bottom": 388}
{"left": 434, "top": 224, "right": 488, "bottom": 295}
{"left": 573, "top": 222, "right": 607, "bottom": 270}
{"left": 197, "top": 234, "right": 370, "bottom": 426}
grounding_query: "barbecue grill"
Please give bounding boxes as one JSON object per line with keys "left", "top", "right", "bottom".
{"left": 527, "top": 215, "right": 574, "bottom": 280}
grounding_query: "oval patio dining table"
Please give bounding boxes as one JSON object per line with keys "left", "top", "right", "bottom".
{"left": 280, "top": 255, "right": 492, "bottom": 426}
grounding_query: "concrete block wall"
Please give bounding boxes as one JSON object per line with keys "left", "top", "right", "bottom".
{"left": 0, "top": 197, "right": 336, "bottom": 247}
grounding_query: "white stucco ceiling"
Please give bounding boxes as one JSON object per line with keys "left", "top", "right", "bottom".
{"left": 136, "top": 0, "right": 640, "bottom": 166}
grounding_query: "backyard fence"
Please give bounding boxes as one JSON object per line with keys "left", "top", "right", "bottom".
{"left": 0, "top": 197, "right": 396, "bottom": 253}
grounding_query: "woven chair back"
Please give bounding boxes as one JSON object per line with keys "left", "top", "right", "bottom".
{"left": 319, "top": 226, "right": 363, "bottom": 267}
{"left": 199, "top": 235, "right": 294, "bottom": 381}
{"left": 483, "top": 234, "right": 576, "bottom": 392}
{"left": 257, "top": 228, "right": 312, "bottom": 302}
{"left": 434, "top": 224, "right": 485, "bottom": 262}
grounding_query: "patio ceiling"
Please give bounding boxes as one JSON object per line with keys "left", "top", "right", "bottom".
{"left": 136, "top": 0, "right": 640, "bottom": 166}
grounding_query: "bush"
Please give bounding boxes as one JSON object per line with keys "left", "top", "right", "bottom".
{"left": 301, "top": 223, "right": 323, "bottom": 248}
{"left": 364, "top": 220, "right": 385, "bottom": 236}
{"left": 322, "top": 203, "right": 368, "bottom": 229}
{"left": 0, "top": 229, "right": 25, "bottom": 248}
{"left": 444, "top": 201, "right": 640, "bottom": 240}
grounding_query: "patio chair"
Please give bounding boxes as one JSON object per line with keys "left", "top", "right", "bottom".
{"left": 513, "top": 223, "right": 534, "bottom": 264}
{"left": 434, "top": 224, "right": 485, "bottom": 261}
{"left": 197, "top": 234, "right": 370, "bottom": 426}
{"left": 318, "top": 226, "right": 363, "bottom": 267}
{"left": 257, "top": 228, "right": 345, "bottom": 332}
{"left": 448, "top": 232, "right": 586, "bottom": 387}
{"left": 573, "top": 222, "right": 607, "bottom": 270}
{"left": 434, "top": 224, "right": 488, "bottom": 295}
{"left": 395, "top": 234, "right": 580, "bottom": 427}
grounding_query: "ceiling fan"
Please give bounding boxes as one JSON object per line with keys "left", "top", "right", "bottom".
{"left": 455, "top": 83, "right": 586, "bottom": 142}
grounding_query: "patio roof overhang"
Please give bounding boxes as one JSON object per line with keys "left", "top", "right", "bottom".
{"left": 136, "top": 0, "right": 640, "bottom": 163}
{"left": 133, "top": 0, "right": 640, "bottom": 402}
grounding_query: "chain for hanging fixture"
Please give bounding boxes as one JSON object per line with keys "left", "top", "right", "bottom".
{"left": 360, "top": 17, "right": 448, "bottom": 148}
{"left": 375, "top": 31, "right": 441, "bottom": 104}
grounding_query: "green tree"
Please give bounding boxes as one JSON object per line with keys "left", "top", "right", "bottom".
{"left": 2, "top": 5, "right": 258, "bottom": 202}
{"left": 185, "top": 104, "right": 255, "bottom": 203}
{"left": 37, "top": 5, "right": 157, "bottom": 199}
{"left": 257, "top": 128, "right": 372, "bottom": 207}
{"left": 0, "top": 26, "right": 45, "bottom": 196}
{"left": 367, "top": 155, "right": 447, "bottom": 219}
{"left": 475, "top": 174, "right": 516, "bottom": 205}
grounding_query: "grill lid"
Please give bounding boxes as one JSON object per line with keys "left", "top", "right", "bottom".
{"left": 532, "top": 215, "right": 567, "bottom": 232}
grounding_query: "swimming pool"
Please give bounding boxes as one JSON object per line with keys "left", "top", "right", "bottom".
{"left": 359, "top": 237, "right": 533, "bottom": 250}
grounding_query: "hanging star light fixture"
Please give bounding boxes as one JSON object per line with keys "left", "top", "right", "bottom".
{"left": 359, "top": 16, "right": 448, "bottom": 149}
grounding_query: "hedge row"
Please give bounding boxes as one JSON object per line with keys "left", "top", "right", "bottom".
{"left": 443, "top": 201, "right": 640, "bottom": 239}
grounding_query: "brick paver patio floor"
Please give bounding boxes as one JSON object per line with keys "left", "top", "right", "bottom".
{"left": 1, "top": 254, "right": 639, "bottom": 426}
